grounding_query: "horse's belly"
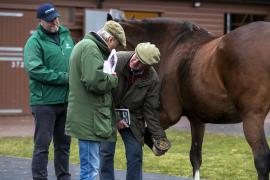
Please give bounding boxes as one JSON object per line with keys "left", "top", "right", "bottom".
{"left": 185, "top": 103, "right": 242, "bottom": 124}
{"left": 183, "top": 89, "right": 242, "bottom": 124}
{"left": 199, "top": 110, "right": 241, "bottom": 124}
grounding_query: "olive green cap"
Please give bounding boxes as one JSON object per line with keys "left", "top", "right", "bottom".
{"left": 135, "top": 42, "right": 160, "bottom": 65}
{"left": 103, "top": 20, "right": 126, "bottom": 47}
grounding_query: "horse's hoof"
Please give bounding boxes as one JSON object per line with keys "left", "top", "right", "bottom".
{"left": 152, "top": 138, "right": 171, "bottom": 156}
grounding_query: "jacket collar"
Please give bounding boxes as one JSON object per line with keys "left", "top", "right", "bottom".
{"left": 36, "top": 24, "right": 68, "bottom": 44}
{"left": 84, "top": 32, "right": 110, "bottom": 58}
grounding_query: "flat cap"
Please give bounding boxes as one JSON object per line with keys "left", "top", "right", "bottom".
{"left": 103, "top": 20, "right": 126, "bottom": 47}
{"left": 135, "top": 42, "right": 160, "bottom": 65}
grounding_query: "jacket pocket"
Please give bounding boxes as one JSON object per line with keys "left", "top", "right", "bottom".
{"left": 30, "top": 80, "right": 42, "bottom": 97}
{"left": 93, "top": 107, "right": 113, "bottom": 138}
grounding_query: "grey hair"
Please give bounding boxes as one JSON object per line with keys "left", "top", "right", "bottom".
{"left": 97, "top": 29, "right": 113, "bottom": 42}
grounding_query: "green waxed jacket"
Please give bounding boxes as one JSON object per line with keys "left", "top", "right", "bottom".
{"left": 24, "top": 24, "right": 74, "bottom": 105}
{"left": 65, "top": 32, "right": 118, "bottom": 142}
{"left": 114, "top": 51, "right": 166, "bottom": 145}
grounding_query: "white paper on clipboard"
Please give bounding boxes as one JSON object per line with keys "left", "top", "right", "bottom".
{"left": 103, "top": 49, "right": 118, "bottom": 74}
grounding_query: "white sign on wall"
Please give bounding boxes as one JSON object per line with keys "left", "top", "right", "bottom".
{"left": 84, "top": 9, "right": 124, "bottom": 34}
{"left": 84, "top": 9, "right": 108, "bottom": 34}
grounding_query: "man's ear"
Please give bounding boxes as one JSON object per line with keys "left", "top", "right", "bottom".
{"left": 108, "top": 36, "right": 114, "bottom": 44}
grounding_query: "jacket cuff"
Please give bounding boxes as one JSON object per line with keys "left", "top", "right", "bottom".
{"left": 110, "top": 76, "right": 118, "bottom": 88}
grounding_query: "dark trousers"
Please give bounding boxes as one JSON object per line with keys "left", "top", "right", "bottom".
{"left": 31, "top": 104, "right": 71, "bottom": 180}
{"left": 100, "top": 128, "right": 143, "bottom": 180}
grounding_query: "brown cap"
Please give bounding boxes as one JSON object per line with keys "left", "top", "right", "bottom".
{"left": 103, "top": 20, "right": 126, "bottom": 47}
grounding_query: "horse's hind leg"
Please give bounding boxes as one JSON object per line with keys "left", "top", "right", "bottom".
{"left": 189, "top": 120, "right": 205, "bottom": 180}
{"left": 242, "top": 113, "right": 270, "bottom": 180}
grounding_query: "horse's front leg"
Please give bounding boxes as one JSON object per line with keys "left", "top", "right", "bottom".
{"left": 189, "top": 120, "right": 205, "bottom": 180}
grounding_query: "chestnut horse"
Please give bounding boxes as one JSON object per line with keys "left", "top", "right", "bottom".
{"left": 119, "top": 19, "right": 270, "bottom": 180}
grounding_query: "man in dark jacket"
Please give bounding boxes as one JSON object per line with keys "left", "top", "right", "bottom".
{"left": 65, "top": 20, "right": 126, "bottom": 180}
{"left": 100, "top": 42, "right": 171, "bottom": 180}
{"left": 23, "top": 3, "right": 74, "bottom": 180}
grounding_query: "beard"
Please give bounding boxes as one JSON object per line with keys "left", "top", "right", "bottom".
{"left": 48, "top": 24, "right": 59, "bottom": 33}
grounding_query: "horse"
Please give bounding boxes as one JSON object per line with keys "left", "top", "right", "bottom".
{"left": 118, "top": 18, "right": 270, "bottom": 180}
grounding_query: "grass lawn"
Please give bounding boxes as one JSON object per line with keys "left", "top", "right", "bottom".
{"left": 0, "top": 130, "right": 268, "bottom": 180}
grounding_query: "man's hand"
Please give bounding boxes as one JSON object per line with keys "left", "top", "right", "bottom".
{"left": 117, "top": 120, "right": 129, "bottom": 129}
{"left": 111, "top": 72, "right": 117, "bottom": 77}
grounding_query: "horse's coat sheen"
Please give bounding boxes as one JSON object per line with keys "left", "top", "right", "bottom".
{"left": 120, "top": 19, "right": 270, "bottom": 179}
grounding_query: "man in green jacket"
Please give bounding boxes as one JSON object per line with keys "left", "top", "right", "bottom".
{"left": 24, "top": 3, "right": 74, "bottom": 180}
{"left": 100, "top": 42, "right": 171, "bottom": 180}
{"left": 65, "top": 20, "right": 126, "bottom": 180}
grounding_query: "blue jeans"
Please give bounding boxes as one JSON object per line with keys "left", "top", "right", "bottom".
{"left": 31, "top": 104, "right": 71, "bottom": 180}
{"left": 78, "top": 140, "right": 101, "bottom": 180}
{"left": 100, "top": 128, "right": 143, "bottom": 180}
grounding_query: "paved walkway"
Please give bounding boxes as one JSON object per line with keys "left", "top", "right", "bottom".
{"left": 0, "top": 156, "right": 191, "bottom": 180}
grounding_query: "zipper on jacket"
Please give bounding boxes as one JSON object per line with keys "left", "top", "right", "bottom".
{"left": 60, "top": 46, "right": 64, "bottom": 55}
